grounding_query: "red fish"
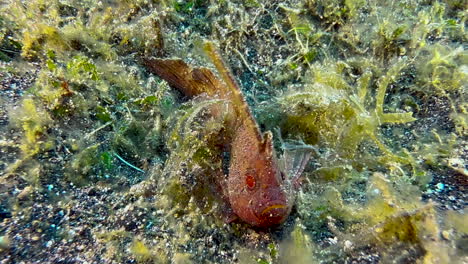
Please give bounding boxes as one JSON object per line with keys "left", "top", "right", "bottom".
{"left": 145, "top": 42, "right": 310, "bottom": 227}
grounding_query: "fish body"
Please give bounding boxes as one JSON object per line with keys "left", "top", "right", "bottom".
{"left": 228, "top": 124, "right": 292, "bottom": 226}
{"left": 145, "top": 42, "right": 297, "bottom": 227}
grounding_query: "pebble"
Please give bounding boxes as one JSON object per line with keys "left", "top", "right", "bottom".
{"left": 45, "top": 240, "right": 54, "bottom": 248}
{"left": 0, "top": 235, "right": 10, "bottom": 249}
{"left": 441, "top": 230, "right": 450, "bottom": 240}
{"left": 17, "top": 186, "right": 33, "bottom": 200}
{"left": 344, "top": 240, "right": 353, "bottom": 250}
{"left": 435, "top": 182, "right": 445, "bottom": 192}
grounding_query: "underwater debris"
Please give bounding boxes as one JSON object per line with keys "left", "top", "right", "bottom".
{"left": 114, "top": 152, "right": 145, "bottom": 173}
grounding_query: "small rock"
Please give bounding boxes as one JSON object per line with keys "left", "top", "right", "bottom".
{"left": 0, "top": 235, "right": 10, "bottom": 249}
{"left": 17, "top": 186, "right": 33, "bottom": 200}
{"left": 45, "top": 240, "right": 54, "bottom": 248}
{"left": 441, "top": 230, "right": 451, "bottom": 240}
{"left": 344, "top": 240, "right": 353, "bottom": 250}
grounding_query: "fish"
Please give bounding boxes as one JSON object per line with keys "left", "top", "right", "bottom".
{"left": 144, "top": 41, "right": 310, "bottom": 227}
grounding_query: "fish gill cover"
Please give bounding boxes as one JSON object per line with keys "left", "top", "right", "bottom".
{"left": 0, "top": 0, "right": 466, "bottom": 263}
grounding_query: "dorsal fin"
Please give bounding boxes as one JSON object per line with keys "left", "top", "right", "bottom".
{"left": 202, "top": 41, "right": 262, "bottom": 142}
{"left": 144, "top": 41, "right": 263, "bottom": 142}
{"left": 260, "top": 131, "right": 274, "bottom": 156}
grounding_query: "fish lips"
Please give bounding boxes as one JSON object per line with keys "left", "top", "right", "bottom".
{"left": 254, "top": 200, "right": 290, "bottom": 226}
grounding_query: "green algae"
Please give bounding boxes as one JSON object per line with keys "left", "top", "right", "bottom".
{"left": 130, "top": 239, "right": 153, "bottom": 262}
{"left": 1, "top": 0, "right": 170, "bottom": 183}
{"left": 14, "top": 98, "right": 53, "bottom": 156}
{"left": 0, "top": 0, "right": 466, "bottom": 263}
{"left": 276, "top": 222, "right": 316, "bottom": 263}
{"left": 158, "top": 98, "right": 229, "bottom": 216}
{"left": 277, "top": 58, "right": 415, "bottom": 157}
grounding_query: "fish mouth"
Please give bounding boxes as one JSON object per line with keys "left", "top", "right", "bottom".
{"left": 256, "top": 201, "right": 289, "bottom": 225}
{"left": 260, "top": 204, "right": 287, "bottom": 215}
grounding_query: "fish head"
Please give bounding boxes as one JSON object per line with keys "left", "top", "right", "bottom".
{"left": 228, "top": 131, "right": 293, "bottom": 227}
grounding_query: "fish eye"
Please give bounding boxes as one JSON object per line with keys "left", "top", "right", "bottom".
{"left": 245, "top": 174, "right": 256, "bottom": 190}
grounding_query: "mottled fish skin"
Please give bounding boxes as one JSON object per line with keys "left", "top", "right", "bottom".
{"left": 227, "top": 126, "right": 293, "bottom": 227}
{"left": 144, "top": 42, "right": 295, "bottom": 227}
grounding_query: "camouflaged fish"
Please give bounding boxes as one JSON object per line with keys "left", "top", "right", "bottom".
{"left": 145, "top": 42, "right": 310, "bottom": 227}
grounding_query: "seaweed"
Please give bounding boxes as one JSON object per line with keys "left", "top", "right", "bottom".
{"left": 158, "top": 98, "right": 229, "bottom": 214}
{"left": 277, "top": 221, "right": 316, "bottom": 263}
{"left": 275, "top": 58, "right": 416, "bottom": 172}
{"left": 306, "top": 0, "right": 367, "bottom": 28}
{"left": 0, "top": 0, "right": 466, "bottom": 263}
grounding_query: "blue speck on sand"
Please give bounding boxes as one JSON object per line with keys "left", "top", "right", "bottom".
{"left": 146, "top": 221, "right": 153, "bottom": 229}
{"left": 436, "top": 182, "right": 445, "bottom": 192}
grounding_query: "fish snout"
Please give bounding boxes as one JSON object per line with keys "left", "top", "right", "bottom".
{"left": 255, "top": 201, "right": 290, "bottom": 226}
